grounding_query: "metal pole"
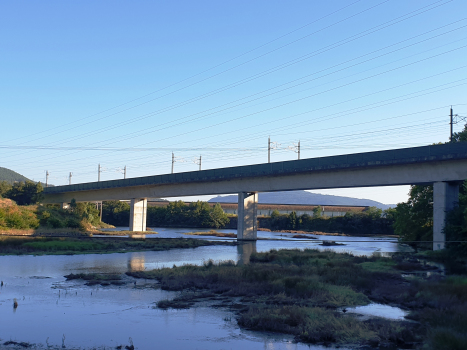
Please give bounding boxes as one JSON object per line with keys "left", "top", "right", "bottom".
{"left": 171, "top": 153, "right": 174, "bottom": 174}
{"left": 268, "top": 137, "right": 270, "bottom": 163}
{"left": 124, "top": 166, "right": 126, "bottom": 179}
{"left": 450, "top": 107, "right": 454, "bottom": 142}
{"left": 69, "top": 172, "right": 72, "bottom": 185}
{"left": 46, "top": 171, "right": 49, "bottom": 187}
{"left": 199, "top": 155, "right": 202, "bottom": 171}
{"left": 298, "top": 141, "right": 300, "bottom": 160}
{"left": 98, "top": 164, "right": 101, "bottom": 182}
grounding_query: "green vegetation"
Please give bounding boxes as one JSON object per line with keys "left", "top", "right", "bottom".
{"left": 128, "top": 248, "right": 467, "bottom": 348}
{"left": 103, "top": 200, "right": 230, "bottom": 229}
{"left": 0, "top": 167, "right": 30, "bottom": 184}
{"left": 0, "top": 180, "right": 43, "bottom": 205}
{"left": 0, "top": 198, "right": 105, "bottom": 232}
{"left": 128, "top": 249, "right": 424, "bottom": 347}
{"left": 393, "top": 184, "right": 434, "bottom": 248}
{"left": 182, "top": 230, "right": 236, "bottom": 238}
{"left": 393, "top": 126, "right": 467, "bottom": 252}
{"left": 0, "top": 201, "right": 40, "bottom": 229}
{"left": 0, "top": 236, "right": 233, "bottom": 255}
{"left": 102, "top": 200, "right": 130, "bottom": 226}
{"left": 264, "top": 206, "right": 394, "bottom": 235}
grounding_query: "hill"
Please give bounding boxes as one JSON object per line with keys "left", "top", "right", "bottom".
{"left": 0, "top": 167, "right": 31, "bottom": 183}
{"left": 209, "top": 190, "right": 394, "bottom": 210}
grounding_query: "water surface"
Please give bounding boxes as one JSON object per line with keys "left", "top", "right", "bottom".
{"left": 0, "top": 227, "right": 410, "bottom": 349}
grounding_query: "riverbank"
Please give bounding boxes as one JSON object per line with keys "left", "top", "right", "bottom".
{"left": 0, "top": 236, "right": 235, "bottom": 255}
{"left": 259, "top": 228, "right": 399, "bottom": 238}
{"left": 121, "top": 248, "right": 467, "bottom": 349}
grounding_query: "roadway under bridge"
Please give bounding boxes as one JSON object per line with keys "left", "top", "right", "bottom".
{"left": 43, "top": 143, "right": 467, "bottom": 250}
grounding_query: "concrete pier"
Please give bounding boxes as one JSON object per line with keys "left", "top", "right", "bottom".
{"left": 237, "top": 192, "right": 258, "bottom": 241}
{"left": 433, "top": 181, "right": 460, "bottom": 250}
{"left": 129, "top": 198, "right": 147, "bottom": 232}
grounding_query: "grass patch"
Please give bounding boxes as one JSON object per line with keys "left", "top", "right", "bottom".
{"left": 128, "top": 249, "right": 424, "bottom": 347}
{"left": 238, "top": 306, "right": 413, "bottom": 345}
{"left": 0, "top": 236, "right": 234, "bottom": 255}
{"left": 128, "top": 248, "right": 467, "bottom": 348}
{"left": 320, "top": 240, "right": 345, "bottom": 246}
{"left": 182, "top": 230, "right": 236, "bottom": 238}
{"left": 96, "top": 230, "right": 157, "bottom": 236}
{"left": 292, "top": 234, "right": 317, "bottom": 239}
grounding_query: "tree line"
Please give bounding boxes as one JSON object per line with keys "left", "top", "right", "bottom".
{"left": 103, "top": 200, "right": 230, "bottom": 229}
{"left": 0, "top": 180, "right": 43, "bottom": 205}
{"left": 262, "top": 206, "right": 395, "bottom": 235}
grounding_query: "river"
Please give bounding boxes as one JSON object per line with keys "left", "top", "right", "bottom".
{"left": 0, "top": 228, "right": 412, "bottom": 349}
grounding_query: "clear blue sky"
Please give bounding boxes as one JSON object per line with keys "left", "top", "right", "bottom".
{"left": 1, "top": 0, "right": 466, "bottom": 204}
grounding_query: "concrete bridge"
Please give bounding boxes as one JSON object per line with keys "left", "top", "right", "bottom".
{"left": 43, "top": 143, "right": 467, "bottom": 250}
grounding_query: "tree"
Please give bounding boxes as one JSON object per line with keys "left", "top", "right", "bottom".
{"left": 102, "top": 200, "right": 130, "bottom": 226}
{"left": 393, "top": 185, "right": 433, "bottom": 245}
{"left": 287, "top": 211, "right": 297, "bottom": 230}
{"left": 364, "top": 206, "right": 383, "bottom": 219}
{"left": 0, "top": 181, "right": 12, "bottom": 198}
{"left": 312, "top": 206, "right": 322, "bottom": 218}
{"left": 6, "top": 181, "right": 43, "bottom": 205}
{"left": 208, "top": 203, "right": 229, "bottom": 228}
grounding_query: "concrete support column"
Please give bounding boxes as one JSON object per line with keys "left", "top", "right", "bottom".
{"left": 129, "top": 198, "right": 147, "bottom": 232}
{"left": 433, "top": 182, "right": 459, "bottom": 250}
{"left": 237, "top": 192, "right": 258, "bottom": 241}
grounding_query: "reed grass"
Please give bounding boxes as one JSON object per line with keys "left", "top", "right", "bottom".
{"left": 0, "top": 237, "right": 233, "bottom": 255}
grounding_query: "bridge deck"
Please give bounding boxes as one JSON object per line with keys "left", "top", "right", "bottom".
{"left": 44, "top": 143, "right": 467, "bottom": 194}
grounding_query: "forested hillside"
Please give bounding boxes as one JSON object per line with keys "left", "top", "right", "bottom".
{"left": 0, "top": 167, "right": 30, "bottom": 183}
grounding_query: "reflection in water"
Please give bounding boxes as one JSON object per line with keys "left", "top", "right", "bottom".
{"left": 0, "top": 227, "right": 409, "bottom": 350}
{"left": 237, "top": 241, "right": 257, "bottom": 265}
{"left": 127, "top": 253, "right": 145, "bottom": 272}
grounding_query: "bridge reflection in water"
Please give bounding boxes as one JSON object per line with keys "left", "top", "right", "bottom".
{"left": 127, "top": 253, "right": 146, "bottom": 272}
{"left": 237, "top": 241, "right": 257, "bottom": 265}
{"left": 126, "top": 242, "right": 257, "bottom": 271}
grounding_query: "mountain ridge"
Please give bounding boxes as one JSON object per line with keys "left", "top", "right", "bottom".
{"left": 209, "top": 190, "right": 395, "bottom": 210}
{"left": 0, "top": 167, "right": 31, "bottom": 184}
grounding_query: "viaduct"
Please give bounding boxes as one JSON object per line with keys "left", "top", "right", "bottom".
{"left": 43, "top": 143, "right": 467, "bottom": 250}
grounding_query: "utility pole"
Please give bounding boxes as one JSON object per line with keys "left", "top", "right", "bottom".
{"left": 124, "top": 166, "right": 127, "bottom": 179}
{"left": 98, "top": 164, "right": 101, "bottom": 182}
{"left": 171, "top": 153, "right": 174, "bottom": 174}
{"left": 69, "top": 172, "right": 72, "bottom": 185}
{"left": 298, "top": 140, "right": 301, "bottom": 160}
{"left": 46, "top": 170, "right": 49, "bottom": 187}
{"left": 193, "top": 155, "right": 202, "bottom": 170}
{"left": 450, "top": 107, "right": 454, "bottom": 142}
{"left": 268, "top": 137, "right": 271, "bottom": 163}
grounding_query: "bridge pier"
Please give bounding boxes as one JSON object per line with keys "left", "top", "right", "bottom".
{"left": 433, "top": 181, "right": 460, "bottom": 251}
{"left": 237, "top": 192, "right": 258, "bottom": 241}
{"left": 129, "top": 198, "right": 147, "bottom": 232}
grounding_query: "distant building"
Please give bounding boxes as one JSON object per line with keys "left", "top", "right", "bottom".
{"left": 147, "top": 200, "right": 368, "bottom": 218}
